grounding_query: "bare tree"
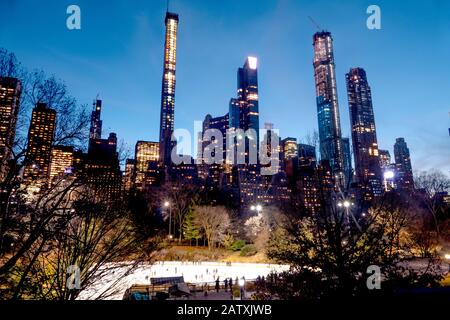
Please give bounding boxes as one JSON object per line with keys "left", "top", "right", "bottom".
{"left": 414, "top": 170, "right": 450, "bottom": 239}
{"left": 194, "top": 206, "right": 230, "bottom": 250}
{"left": 161, "top": 181, "right": 198, "bottom": 242}
{"left": 265, "top": 192, "right": 443, "bottom": 299}
{"left": 9, "top": 187, "right": 157, "bottom": 300}
{"left": 0, "top": 49, "right": 158, "bottom": 300}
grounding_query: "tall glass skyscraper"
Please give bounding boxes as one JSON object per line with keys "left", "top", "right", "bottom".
{"left": 237, "top": 57, "right": 259, "bottom": 131}
{"left": 0, "top": 77, "right": 21, "bottom": 179}
{"left": 89, "top": 99, "right": 102, "bottom": 140}
{"left": 159, "top": 11, "right": 179, "bottom": 167}
{"left": 341, "top": 137, "right": 353, "bottom": 188}
{"left": 313, "top": 31, "right": 344, "bottom": 184}
{"left": 346, "top": 68, "right": 382, "bottom": 198}
{"left": 394, "top": 137, "right": 414, "bottom": 192}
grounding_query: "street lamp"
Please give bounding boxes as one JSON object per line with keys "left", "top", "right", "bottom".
{"left": 238, "top": 277, "right": 245, "bottom": 300}
{"left": 251, "top": 204, "right": 263, "bottom": 213}
{"left": 164, "top": 201, "right": 172, "bottom": 239}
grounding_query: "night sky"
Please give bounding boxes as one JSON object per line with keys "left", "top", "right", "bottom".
{"left": 1, "top": 0, "right": 449, "bottom": 173}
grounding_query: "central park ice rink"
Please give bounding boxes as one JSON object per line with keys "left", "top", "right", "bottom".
{"left": 79, "top": 261, "right": 290, "bottom": 300}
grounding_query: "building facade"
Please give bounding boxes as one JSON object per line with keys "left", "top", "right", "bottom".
{"left": 346, "top": 67, "right": 382, "bottom": 199}
{"left": 159, "top": 11, "right": 179, "bottom": 167}
{"left": 24, "top": 103, "right": 56, "bottom": 181}
{"left": 0, "top": 77, "right": 21, "bottom": 179}
{"left": 394, "top": 137, "right": 414, "bottom": 192}
{"left": 313, "top": 31, "right": 344, "bottom": 184}
{"left": 134, "top": 141, "right": 159, "bottom": 190}
{"left": 49, "top": 145, "right": 74, "bottom": 182}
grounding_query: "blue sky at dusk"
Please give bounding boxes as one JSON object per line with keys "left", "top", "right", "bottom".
{"left": 1, "top": 0, "right": 449, "bottom": 173}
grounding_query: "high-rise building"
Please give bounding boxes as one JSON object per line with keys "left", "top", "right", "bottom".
{"left": 342, "top": 137, "right": 353, "bottom": 188}
{"left": 313, "top": 31, "right": 344, "bottom": 183}
{"left": 159, "top": 11, "right": 179, "bottom": 167}
{"left": 229, "top": 57, "right": 261, "bottom": 206}
{"left": 90, "top": 99, "right": 102, "bottom": 140}
{"left": 346, "top": 68, "right": 382, "bottom": 198}
{"left": 237, "top": 57, "right": 260, "bottom": 146}
{"left": 378, "top": 149, "right": 391, "bottom": 169}
{"left": 134, "top": 141, "right": 159, "bottom": 190}
{"left": 24, "top": 103, "right": 56, "bottom": 181}
{"left": 123, "top": 159, "right": 135, "bottom": 191}
{"left": 85, "top": 132, "right": 122, "bottom": 199}
{"left": 199, "top": 113, "right": 229, "bottom": 185}
{"left": 85, "top": 100, "right": 121, "bottom": 199}
{"left": 49, "top": 145, "right": 74, "bottom": 182}
{"left": 0, "top": 77, "right": 21, "bottom": 179}
{"left": 298, "top": 143, "right": 316, "bottom": 166}
{"left": 281, "top": 137, "right": 298, "bottom": 161}
{"left": 394, "top": 137, "right": 414, "bottom": 192}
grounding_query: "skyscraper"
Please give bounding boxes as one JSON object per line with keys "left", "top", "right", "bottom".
{"left": 394, "top": 137, "right": 414, "bottom": 192}
{"left": 378, "top": 149, "right": 391, "bottom": 169}
{"left": 237, "top": 56, "right": 260, "bottom": 145}
{"left": 90, "top": 99, "right": 102, "bottom": 140}
{"left": 341, "top": 137, "right": 353, "bottom": 188}
{"left": 86, "top": 100, "right": 121, "bottom": 199}
{"left": 229, "top": 57, "right": 261, "bottom": 206}
{"left": 346, "top": 68, "right": 382, "bottom": 198}
{"left": 313, "top": 31, "right": 344, "bottom": 183}
{"left": 49, "top": 145, "right": 74, "bottom": 182}
{"left": 0, "top": 77, "right": 21, "bottom": 179}
{"left": 134, "top": 141, "right": 159, "bottom": 190}
{"left": 24, "top": 103, "right": 56, "bottom": 181}
{"left": 281, "top": 137, "right": 298, "bottom": 161}
{"left": 199, "top": 113, "right": 229, "bottom": 185}
{"left": 123, "top": 159, "right": 135, "bottom": 191}
{"left": 85, "top": 132, "right": 121, "bottom": 199}
{"left": 159, "top": 11, "right": 179, "bottom": 167}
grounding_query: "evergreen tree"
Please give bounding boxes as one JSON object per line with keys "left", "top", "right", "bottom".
{"left": 182, "top": 209, "right": 201, "bottom": 246}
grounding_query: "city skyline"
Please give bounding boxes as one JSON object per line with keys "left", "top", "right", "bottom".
{"left": 1, "top": 0, "right": 449, "bottom": 174}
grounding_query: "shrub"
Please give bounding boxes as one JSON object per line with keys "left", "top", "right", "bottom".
{"left": 240, "top": 244, "right": 257, "bottom": 257}
{"left": 230, "top": 240, "right": 246, "bottom": 251}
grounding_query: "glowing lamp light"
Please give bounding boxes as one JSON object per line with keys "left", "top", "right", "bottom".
{"left": 164, "top": 201, "right": 170, "bottom": 207}
{"left": 239, "top": 278, "right": 245, "bottom": 287}
{"left": 248, "top": 56, "right": 257, "bottom": 70}
{"left": 445, "top": 254, "right": 450, "bottom": 260}
{"left": 256, "top": 204, "right": 262, "bottom": 212}
{"left": 384, "top": 170, "right": 394, "bottom": 179}
{"left": 343, "top": 201, "right": 351, "bottom": 208}
{"left": 250, "top": 205, "right": 256, "bottom": 211}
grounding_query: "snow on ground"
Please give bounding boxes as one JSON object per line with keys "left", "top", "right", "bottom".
{"left": 78, "top": 261, "right": 290, "bottom": 300}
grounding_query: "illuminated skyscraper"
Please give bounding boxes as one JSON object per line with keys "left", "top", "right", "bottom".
{"left": 229, "top": 57, "right": 261, "bottom": 206}
{"left": 49, "top": 145, "right": 74, "bottom": 182}
{"left": 90, "top": 99, "right": 102, "bottom": 140}
{"left": 123, "top": 159, "right": 135, "bottom": 191}
{"left": 0, "top": 77, "right": 21, "bottom": 179}
{"left": 342, "top": 137, "right": 353, "bottom": 188}
{"left": 281, "top": 137, "right": 298, "bottom": 161}
{"left": 199, "top": 113, "right": 229, "bottom": 185}
{"left": 134, "top": 141, "right": 159, "bottom": 190}
{"left": 394, "top": 138, "right": 414, "bottom": 192}
{"left": 24, "top": 103, "right": 56, "bottom": 180}
{"left": 378, "top": 149, "right": 391, "bottom": 169}
{"left": 159, "top": 11, "right": 179, "bottom": 167}
{"left": 313, "top": 31, "right": 344, "bottom": 183}
{"left": 86, "top": 100, "right": 121, "bottom": 199}
{"left": 346, "top": 68, "right": 382, "bottom": 198}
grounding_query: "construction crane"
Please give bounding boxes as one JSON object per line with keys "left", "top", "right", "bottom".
{"left": 308, "top": 16, "right": 322, "bottom": 31}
